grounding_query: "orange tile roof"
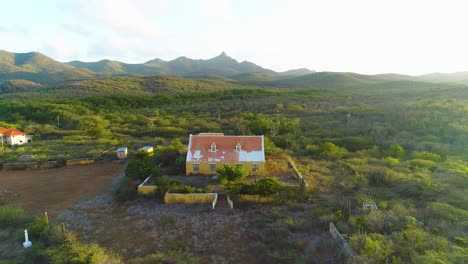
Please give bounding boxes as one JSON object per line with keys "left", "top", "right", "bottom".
{"left": 0, "top": 127, "right": 7, "bottom": 134}
{"left": 3, "top": 128, "right": 25, "bottom": 137}
{"left": 187, "top": 134, "right": 265, "bottom": 163}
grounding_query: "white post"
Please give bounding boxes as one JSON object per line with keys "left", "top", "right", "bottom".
{"left": 23, "top": 229, "right": 32, "bottom": 248}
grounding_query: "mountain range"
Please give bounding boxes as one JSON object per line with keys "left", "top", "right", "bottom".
{"left": 1, "top": 49, "right": 468, "bottom": 94}
{"left": 0, "top": 50, "right": 314, "bottom": 85}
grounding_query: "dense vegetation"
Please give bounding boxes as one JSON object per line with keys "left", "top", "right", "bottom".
{"left": 1, "top": 70, "right": 467, "bottom": 263}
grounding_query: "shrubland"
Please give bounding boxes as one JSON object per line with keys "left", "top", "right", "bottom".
{"left": 0, "top": 74, "right": 467, "bottom": 263}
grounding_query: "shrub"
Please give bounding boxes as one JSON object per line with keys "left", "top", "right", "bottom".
{"left": 46, "top": 232, "right": 122, "bottom": 264}
{"left": 113, "top": 177, "right": 138, "bottom": 202}
{"left": 387, "top": 144, "right": 405, "bottom": 159}
{"left": 384, "top": 156, "right": 399, "bottom": 167}
{"left": 0, "top": 205, "right": 31, "bottom": 227}
{"left": 367, "top": 169, "right": 389, "bottom": 187}
{"left": 411, "top": 151, "right": 441, "bottom": 162}
{"left": 125, "top": 153, "right": 155, "bottom": 181}
{"left": 318, "top": 142, "right": 348, "bottom": 160}
{"left": 154, "top": 176, "right": 183, "bottom": 194}
{"left": 217, "top": 164, "right": 248, "bottom": 182}
{"left": 409, "top": 159, "right": 437, "bottom": 170}
{"left": 454, "top": 237, "right": 466, "bottom": 246}
{"left": 333, "top": 136, "right": 375, "bottom": 152}
{"left": 255, "top": 177, "right": 281, "bottom": 196}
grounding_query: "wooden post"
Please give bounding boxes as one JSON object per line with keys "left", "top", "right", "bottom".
{"left": 62, "top": 223, "right": 66, "bottom": 234}
{"left": 44, "top": 212, "right": 49, "bottom": 227}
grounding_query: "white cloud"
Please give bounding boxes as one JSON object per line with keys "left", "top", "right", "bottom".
{"left": 58, "top": 0, "right": 165, "bottom": 39}
{"left": 40, "top": 38, "right": 81, "bottom": 61}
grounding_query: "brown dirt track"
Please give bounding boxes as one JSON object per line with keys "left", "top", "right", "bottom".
{"left": 0, "top": 162, "right": 124, "bottom": 218}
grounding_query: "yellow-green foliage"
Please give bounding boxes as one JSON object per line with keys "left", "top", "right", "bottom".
{"left": 46, "top": 233, "right": 122, "bottom": 264}
{"left": 384, "top": 156, "right": 399, "bottom": 167}
{"left": 164, "top": 193, "right": 216, "bottom": 204}
{"left": 0, "top": 206, "right": 31, "bottom": 227}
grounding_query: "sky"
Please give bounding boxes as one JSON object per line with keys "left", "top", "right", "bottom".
{"left": 1, "top": 0, "right": 468, "bottom": 75}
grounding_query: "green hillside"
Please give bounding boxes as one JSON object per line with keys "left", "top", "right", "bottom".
{"left": 0, "top": 50, "right": 72, "bottom": 73}
{"left": 0, "top": 79, "right": 42, "bottom": 93}
{"left": 420, "top": 71, "right": 468, "bottom": 84}
{"left": 266, "top": 71, "right": 455, "bottom": 90}
{"left": 0, "top": 50, "right": 316, "bottom": 86}
{"left": 0, "top": 75, "right": 259, "bottom": 99}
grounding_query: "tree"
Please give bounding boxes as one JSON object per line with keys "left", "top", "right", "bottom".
{"left": 216, "top": 164, "right": 249, "bottom": 182}
{"left": 125, "top": 153, "right": 154, "bottom": 180}
{"left": 77, "top": 116, "right": 111, "bottom": 138}
{"left": 154, "top": 139, "right": 187, "bottom": 166}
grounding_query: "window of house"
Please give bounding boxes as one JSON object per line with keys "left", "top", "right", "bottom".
{"left": 209, "top": 163, "right": 216, "bottom": 172}
{"left": 193, "top": 163, "right": 200, "bottom": 172}
{"left": 236, "top": 143, "right": 241, "bottom": 151}
{"left": 252, "top": 163, "right": 259, "bottom": 172}
{"left": 210, "top": 143, "right": 216, "bottom": 152}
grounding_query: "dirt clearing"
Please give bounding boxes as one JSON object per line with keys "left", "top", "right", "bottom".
{"left": 0, "top": 162, "right": 124, "bottom": 218}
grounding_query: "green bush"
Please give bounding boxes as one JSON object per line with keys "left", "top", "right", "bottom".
{"left": 384, "top": 156, "right": 399, "bottom": 167}
{"left": 125, "top": 153, "right": 155, "bottom": 181}
{"left": 411, "top": 151, "right": 441, "bottom": 162}
{"left": 46, "top": 232, "right": 122, "bottom": 264}
{"left": 409, "top": 159, "right": 437, "bottom": 170}
{"left": 0, "top": 206, "right": 32, "bottom": 227}
{"left": 318, "top": 142, "right": 348, "bottom": 160}
{"left": 388, "top": 144, "right": 406, "bottom": 159}
{"left": 113, "top": 177, "right": 138, "bottom": 202}
{"left": 217, "top": 164, "right": 249, "bottom": 182}
{"left": 255, "top": 177, "right": 281, "bottom": 195}
{"left": 27, "top": 217, "right": 49, "bottom": 238}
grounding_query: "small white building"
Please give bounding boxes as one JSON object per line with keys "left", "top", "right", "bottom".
{"left": 138, "top": 146, "right": 154, "bottom": 154}
{"left": 0, "top": 127, "right": 32, "bottom": 146}
{"left": 116, "top": 147, "right": 128, "bottom": 159}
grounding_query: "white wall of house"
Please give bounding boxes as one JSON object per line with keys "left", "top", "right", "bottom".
{"left": 6, "top": 134, "right": 28, "bottom": 146}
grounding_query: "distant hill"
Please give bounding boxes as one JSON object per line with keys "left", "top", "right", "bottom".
{"left": 419, "top": 72, "right": 468, "bottom": 85}
{"left": 266, "top": 71, "right": 454, "bottom": 90}
{"left": 279, "top": 68, "right": 315, "bottom": 76}
{"left": 0, "top": 50, "right": 73, "bottom": 73}
{"left": 0, "top": 50, "right": 95, "bottom": 85}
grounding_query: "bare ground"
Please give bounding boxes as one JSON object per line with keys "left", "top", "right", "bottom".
{"left": 0, "top": 161, "right": 124, "bottom": 218}
{"left": 56, "top": 193, "right": 341, "bottom": 263}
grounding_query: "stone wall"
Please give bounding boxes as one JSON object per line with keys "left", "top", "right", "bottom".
{"left": 65, "top": 158, "right": 95, "bottom": 166}
{"left": 164, "top": 192, "right": 218, "bottom": 209}
{"left": 329, "top": 222, "right": 355, "bottom": 263}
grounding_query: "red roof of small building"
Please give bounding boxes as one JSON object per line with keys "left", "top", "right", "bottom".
{"left": 2, "top": 128, "right": 26, "bottom": 137}
{"left": 186, "top": 134, "right": 265, "bottom": 163}
{"left": 0, "top": 127, "right": 7, "bottom": 134}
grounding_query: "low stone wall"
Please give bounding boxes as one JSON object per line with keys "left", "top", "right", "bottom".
{"left": 329, "top": 222, "right": 355, "bottom": 263}
{"left": 2, "top": 161, "right": 59, "bottom": 170}
{"left": 288, "top": 158, "right": 309, "bottom": 187}
{"left": 137, "top": 177, "right": 157, "bottom": 195}
{"left": 66, "top": 158, "right": 95, "bottom": 166}
{"left": 164, "top": 192, "right": 218, "bottom": 209}
{"left": 233, "top": 194, "right": 275, "bottom": 203}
